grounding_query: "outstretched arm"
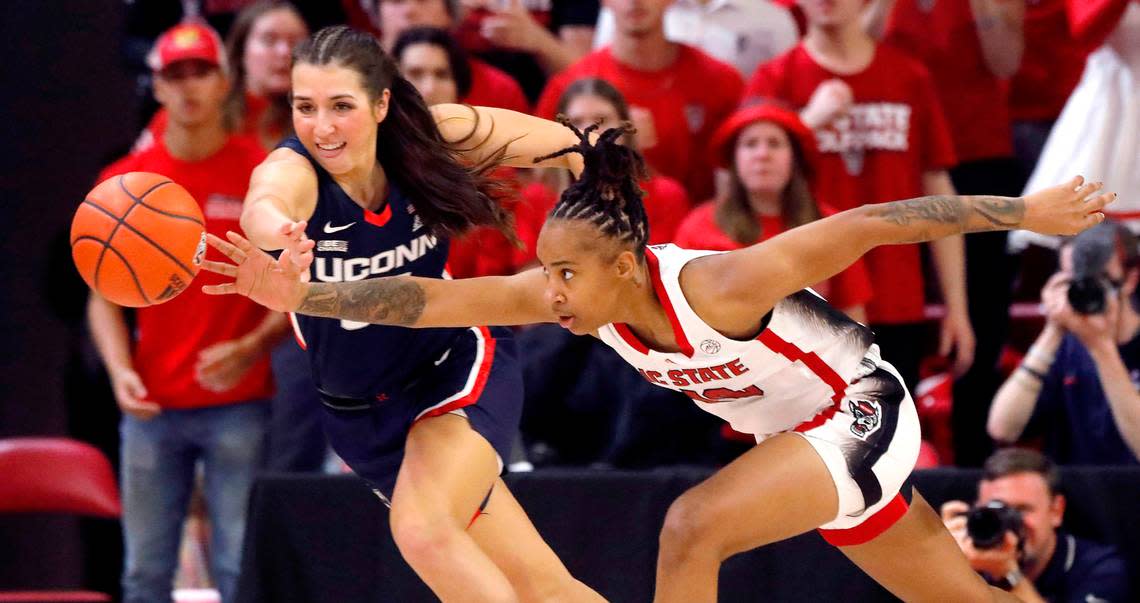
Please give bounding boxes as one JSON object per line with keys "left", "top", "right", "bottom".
{"left": 431, "top": 104, "right": 588, "bottom": 177}
{"left": 692, "top": 177, "right": 1114, "bottom": 326}
{"left": 201, "top": 232, "right": 555, "bottom": 328}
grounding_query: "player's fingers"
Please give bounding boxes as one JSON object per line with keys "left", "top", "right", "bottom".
{"left": 1068, "top": 175, "right": 1085, "bottom": 191}
{"left": 1076, "top": 180, "right": 1103, "bottom": 199}
{"left": 207, "top": 233, "right": 243, "bottom": 262}
{"left": 1082, "top": 212, "right": 1106, "bottom": 230}
{"left": 202, "top": 283, "right": 237, "bottom": 296}
{"left": 200, "top": 260, "right": 237, "bottom": 277}
{"left": 225, "top": 230, "right": 255, "bottom": 254}
{"left": 1088, "top": 192, "right": 1117, "bottom": 212}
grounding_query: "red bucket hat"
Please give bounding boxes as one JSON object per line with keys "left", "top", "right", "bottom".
{"left": 710, "top": 101, "right": 819, "bottom": 170}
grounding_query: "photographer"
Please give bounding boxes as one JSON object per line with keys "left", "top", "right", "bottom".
{"left": 988, "top": 221, "right": 1140, "bottom": 464}
{"left": 940, "top": 449, "right": 1129, "bottom": 601}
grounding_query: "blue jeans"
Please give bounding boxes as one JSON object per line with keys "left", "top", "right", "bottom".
{"left": 120, "top": 400, "right": 269, "bottom": 603}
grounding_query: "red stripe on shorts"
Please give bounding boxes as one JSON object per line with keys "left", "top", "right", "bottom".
{"left": 417, "top": 326, "right": 496, "bottom": 421}
{"left": 818, "top": 493, "right": 909, "bottom": 547}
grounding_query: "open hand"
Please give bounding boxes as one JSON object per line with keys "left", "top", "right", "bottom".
{"left": 200, "top": 232, "right": 308, "bottom": 313}
{"left": 1023, "top": 176, "right": 1116, "bottom": 236}
{"left": 279, "top": 221, "right": 315, "bottom": 282}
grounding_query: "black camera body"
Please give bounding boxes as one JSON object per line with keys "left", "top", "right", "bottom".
{"left": 1066, "top": 222, "right": 1136, "bottom": 315}
{"left": 966, "top": 500, "right": 1025, "bottom": 550}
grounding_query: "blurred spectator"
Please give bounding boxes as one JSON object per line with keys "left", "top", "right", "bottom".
{"left": 674, "top": 101, "right": 870, "bottom": 323}
{"left": 537, "top": 0, "right": 744, "bottom": 201}
{"left": 940, "top": 448, "right": 1129, "bottom": 600}
{"left": 1009, "top": 0, "right": 1094, "bottom": 178}
{"left": 123, "top": 0, "right": 346, "bottom": 128}
{"left": 989, "top": 222, "right": 1140, "bottom": 465}
{"left": 592, "top": 0, "right": 799, "bottom": 78}
{"left": 134, "top": 1, "right": 310, "bottom": 153}
{"left": 1016, "top": 0, "right": 1140, "bottom": 249}
{"left": 878, "top": 0, "right": 1025, "bottom": 467}
{"left": 746, "top": 0, "right": 968, "bottom": 392}
{"left": 393, "top": 26, "right": 521, "bottom": 278}
{"left": 377, "top": 0, "right": 531, "bottom": 112}
{"left": 519, "top": 77, "right": 691, "bottom": 259}
{"left": 87, "top": 23, "right": 276, "bottom": 603}
{"left": 454, "top": 0, "right": 600, "bottom": 101}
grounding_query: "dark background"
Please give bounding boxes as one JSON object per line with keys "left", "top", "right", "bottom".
{"left": 1, "top": 0, "right": 136, "bottom": 593}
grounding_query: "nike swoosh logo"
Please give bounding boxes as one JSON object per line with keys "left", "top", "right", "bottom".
{"left": 323, "top": 221, "right": 356, "bottom": 234}
{"left": 434, "top": 349, "right": 450, "bottom": 366}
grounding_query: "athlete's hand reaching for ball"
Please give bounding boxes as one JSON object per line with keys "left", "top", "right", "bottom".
{"left": 279, "top": 220, "right": 315, "bottom": 281}
{"left": 201, "top": 232, "right": 307, "bottom": 312}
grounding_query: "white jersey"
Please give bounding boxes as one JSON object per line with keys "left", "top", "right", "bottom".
{"left": 598, "top": 244, "right": 880, "bottom": 439}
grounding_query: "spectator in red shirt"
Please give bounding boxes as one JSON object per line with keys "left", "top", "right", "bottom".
{"left": 536, "top": 0, "right": 744, "bottom": 201}
{"left": 878, "top": 0, "right": 1026, "bottom": 466}
{"left": 520, "top": 77, "right": 691, "bottom": 262}
{"left": 87, "top": 23, "right": 279, "bottom": 603}
{"left": 1009, "top": 0, "right": 1093, "bottom": 177}
{"left": 454, "top": 0, "right": 599, "bottom": 101}
{"left": 394, "top": 26, "right": 522, "bottom": 278}
{"left": 377, "top": 0, "right": 531, "bottom": 113}
{"left": 675, "top": 101, "right": 871, "bottom": 323}
{"left": 134, "top": 1, "right": 310, "bottom": 153}
{"left": 746, "top": 0, "right": 970, "bottom": 392}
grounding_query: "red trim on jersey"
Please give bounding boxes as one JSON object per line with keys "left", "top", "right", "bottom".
{"left": 416, "top": 326, "right": 495, "bottom": 421}
{"left": 755, "top": 329, "right": 848, "bottom": 432}
{"left": 288, "top": 312, "right": 307, "bottom": 350}
{"left": 644, "top": 247, "right": 695, "bottom": 357}
{"left": 818, "top": 493, "right": 909, "bottom": 547}
{"left": 613, "top": 323, "right": 650, "bottom": 354}
{"left": 363, "top": 202, "right": 392, "bottom": 227}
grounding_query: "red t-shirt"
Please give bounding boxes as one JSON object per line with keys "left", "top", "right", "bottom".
{"left": 1010, "top": 0, "right": 1092, "bottom": 121}
{"left": 673, "top": 201, "right": 872, "bottom": 310}
{"left": 98, "top": 136, "right": 274, "bottom": 409}
{"left": 747, "top": 44, "right": 957, "bottom": 324}
{"left": 536, "top": 46, "right": 744, "bottom": 201}
{"left": 465, "top": 59, "right": 531, "bottom": 115}
{"left": 883, "top": 0, "right": 1013, "bottom": 161}
{"left": 509, "top": 174, "right": 693, "bottom": 268}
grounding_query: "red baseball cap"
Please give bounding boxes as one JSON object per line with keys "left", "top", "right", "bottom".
{"left": 147, "top": 22, "right": 227, "bottom": 73}
{"left": 709, "top": 101, "right": 819, "bottom": 170}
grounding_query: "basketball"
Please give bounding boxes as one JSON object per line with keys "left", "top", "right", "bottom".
{"left": 71, "top": 172, "right": 208, "bottom": 307}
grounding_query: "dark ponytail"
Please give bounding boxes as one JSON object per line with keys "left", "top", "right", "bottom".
{"left": 293, "top": 26, "right": 514, "bottom": 241}
{"left": 535, "top": 117, "right": 650, "bottom": 258}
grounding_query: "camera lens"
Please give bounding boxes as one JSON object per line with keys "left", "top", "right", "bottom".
{"left": 1068, "top": 277, "right": 1107, "bottom": 315}
{"left": 966, "top": 501, "right": 1024, "bottom": 550}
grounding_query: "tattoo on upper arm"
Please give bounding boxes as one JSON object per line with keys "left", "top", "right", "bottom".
{"left": 298, "top": 278, "right": 426, "bottom": 326}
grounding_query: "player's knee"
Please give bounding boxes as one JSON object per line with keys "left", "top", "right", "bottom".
{"left": 659, "top": 493, "right": 719, "bottom": 556}
{"left": 389, "top": 505, "right": 457, "bottom": 564}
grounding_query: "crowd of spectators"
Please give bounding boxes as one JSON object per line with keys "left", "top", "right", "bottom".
{"left": 66, "top": 0, "right": 1140, "bottom": 599}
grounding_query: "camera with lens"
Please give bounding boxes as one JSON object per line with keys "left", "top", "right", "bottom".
{"left": 1066, "top": 222, "right": 1136, "bottom": 315}
{"left": 966, "top": 500, "right": 1025, "bottom": 550}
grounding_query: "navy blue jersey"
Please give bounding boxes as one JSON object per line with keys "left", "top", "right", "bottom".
{"left": 279, "top": 137, "right": 462, "bottom": 399}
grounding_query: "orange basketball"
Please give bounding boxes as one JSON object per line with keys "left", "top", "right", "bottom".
{"left": 71, "top": 172, "right": 207, "bottom": 307}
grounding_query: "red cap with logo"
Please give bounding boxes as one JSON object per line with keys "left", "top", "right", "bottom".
{"left": 147, "top": 22, "right": 228, "bottom": 73}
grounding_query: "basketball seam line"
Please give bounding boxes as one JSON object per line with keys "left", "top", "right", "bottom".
{"left": 126, "top": 180, "right": 205, "bottom": 225}
{"left": 82, "top": 198, "right": 198, "bottom": 280}
{"left": 74, "top": 235, "right": 152, "bottom": 305}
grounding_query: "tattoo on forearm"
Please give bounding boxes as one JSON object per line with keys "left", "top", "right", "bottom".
{"left": 298, "top": 278, "right": 426, "bottom": 326}
{"left": 867, "top": 194, "right": 1025, "bottom": 242}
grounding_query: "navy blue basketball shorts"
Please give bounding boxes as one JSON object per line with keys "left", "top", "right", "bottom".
{"left": 319, "top": 326, "right": 523, "bottom": 501}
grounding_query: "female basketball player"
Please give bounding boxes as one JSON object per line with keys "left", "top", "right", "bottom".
{"left": 237, "top": 26, "right": 603, "bottom": 602}
{"left": 206, "top": 116, "right": 1114, "bottom": 601}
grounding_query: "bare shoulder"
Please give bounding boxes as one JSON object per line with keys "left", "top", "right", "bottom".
{"left": 247, "top": 148, "right": 319, "bottom": 218}
{"left": 677, "top": 250, "right": 779, "bottom": 339}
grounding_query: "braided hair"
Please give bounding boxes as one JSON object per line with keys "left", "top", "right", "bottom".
{"left": 534, "top": 117, "right": 650, "bottom": 258}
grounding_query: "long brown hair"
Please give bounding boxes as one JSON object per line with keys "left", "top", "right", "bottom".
{"left": 224, "top": 0, "right": 305, "bottom": 145}
{"left": 294, "top": 26, "right": 514, "bottom": 241}
{"left": 714, "top": 127, "right": 818, "bottom": 245}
